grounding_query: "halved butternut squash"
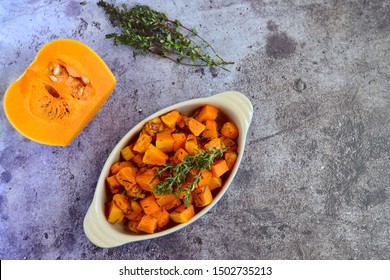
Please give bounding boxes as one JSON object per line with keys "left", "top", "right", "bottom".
{"left": 3, "top": 38, "right": 116, "bottom": 146}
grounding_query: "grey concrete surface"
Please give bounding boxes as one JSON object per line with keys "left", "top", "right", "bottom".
{"left": 0, "top": 0, "right": 389, "bottom": 260}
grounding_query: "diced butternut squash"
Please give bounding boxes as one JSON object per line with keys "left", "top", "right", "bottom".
{"left": 204, "top": 137, "right": 224, "bottom": 150}
{"left": 202, "top": 120, "right": 219, "bottom": 139}
{"left": 128, "top": 213, "right": 144, "bottom": 233}
{"left": 115, "top": 166, "right": 137, "bottom": 191}
{"left": 186, "top": 117, "right": 206, "bottom": 136}
{"left": 161, "top": 110, "right": 182, "bottom": 129}
{"left": 208, "top": 176, "right": 222, "bottom": 191}
{"left": 156, "top": 130, "right": 174, "bottom": 153}
{"left": 106, "top": 201, "right": 124, "bottom": 223}
{"left": 192, "top": 185, "right": 213, "bottom": 207}
{"left": 137, "top": 214, "right": 158, "bottom": 233}
{"left": 176, "top": 115, "right": 186, "bottom": 128}
{"left": 136, "top": 167, "right": 160, "bottom": 191}
{"left": 112, "top": 193, "right": 132, "bottom": 214}
{"left": 163, "top": 197, "right": 182, "bottom": 211}
{"left": 125, "top": 210, "right": 142, "bottom": 222}
{"left": 110, "top": 161, "right": 134, "bottom": 175}
{"left": 125, "top": 199, "right": 144, "bottom": 221}
{"left": 104, "top": 104, "right": 240, "bottom": 234}
{"left": 221, "top": 121, "right": 239, "bottom": 139}
{"left": 172, "top": 132, "right": 186, "bottom": 151}
{"left": 120, "top": 145, "right": 135, "bottom": 161}
{"left": 222, "top": 136, "right": 238, "bottom": 152}
{"left": 151, "top": 207, "right": 170, "bottom": 229}
{"left": 225, "top": 151, "right": 238, "bottom": 170}
{"left": 133, "top": 130, "right": 152, "bottom": 153}
{"left": 127, "top": 185, "right": 145, "bottom": 199}
{"left": 143, "top": 144, "right": 168, "bottom": 166}
{"left": 171, "top": 148, "right": 188, "bottom": 165}
{"left": 132, "top": 153, "right": 146, "bottom": 167}
{"left": 185, "top": 134, "right": 200, "bottom": 155}
{"left": 125, "top": 201, "right": 143, "bottom": 220}
{"left": 170, "top": 204, "right": 195, "bottom": 223}
{"left": 196, "top": 104, "right": 219, "bottom": 123}
{"left": 140, "top": 195, "right": 160, "bottom": 215}
{"left": 155, "top": 193, "right": 176, "bottom": 206}
{"left": 131, "top": 200, "right": 143, "bottom": 214}
{"left": 211, "top": 159, "right": 229, "bottom": 178}
{"left": 144, "top": 117, "right": 164, "bottom": 136}
{"left": 196, "top": 169, "right": 212, "bottom": 188}
{"left": 106, "top": 175, "right": 122, "bottom": 194}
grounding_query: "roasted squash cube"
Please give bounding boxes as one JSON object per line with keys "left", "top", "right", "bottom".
{"left": 132, "top": 153, "right": 146, "bottom": 167}
{"left": 161, "top": 110, "right": 182, "bottom": 129}
{"left": 110, "top": 161, "right": 134, "bottom": 175}
{"left": 172, "top": 132, "right": 187, "bottom": 151}
{"left": 133, "top": 130, "right": 152, "bottom": 153}
{"left": 144, "top": 117, "right": 164, "bottom": 136}
{"left": 211, "top": 159, "right": 229, "bottom": 178}
{"left": 140, "top": 195, "right": 160, "bottom": 215}
{"left": 143, "top": 144, "right": 168, "bottom": 166}
{"left": 128, "top": 213, "right": 144, "bottom": 233}
{"left": 163, "top": 197, "right": 182, "bottom": 211}
{"left": 112, "top": 193, "right": 132, "bottom": 214}
{"left": 137, "top": 214, "right": 158, "bottom": 233}
{"left": 116, "top": 166, "right": 138, "bottom": 191}
{"left": 151, "top": 207, "right": 170, "bottom": 229}
{"left": 120, "top": 145, "right": 135, "bottom": 161}
{"left": 221, "top": 121, "right": 239, "bottom": 139}
{"left": 155, "top": 193, "right": 176, "bottom": 207}
{"left": 156, "top": 130, "right": 174, "bottom": 153}
{"left": 126, "top": 185, "right": 145, "bottom": 199}
{"left": 222, "top": 136, "right": 237, "bottom": 152}
{"left": 170, "top": 205, "right": 195, "bottom": 223}
{"left": 125, "top": 200, "right": 144, "bottom": 220}
{"left": 225, "top": 151, "right": 238, "bottom": 170}
{"left": 186, "top": 117, "right": 206, "bottom": 136}
{"left": 131, "top": 200, "right": 143, "bottom": 214}
{"left": 171, "top": 148, "right": 189, "bottom": 165}
{"left": 106, "top": 175, "right": 122, "bottom": 194}
{"left": 196, "top": 169, "right": 212, "bottom": 188}
{"left": 208, "top": 176, "right": 222, "bottom": 191}
{"left": 192, "top": 185, "right": 213, "bottom": 207}
{"left": 202, "top": 120, "right": 219, "bottom": 139}
{"left": 185, "top": 134, "right": 200, "bottom": 155}
{"left": 204, "top": 137, "right": 224, "bottom": 150}
{"left": 196, "top": 104, "right": 219, "bottom": 123}
{"left": 136, "top": 167, "right": 160, "bottom": 192}
{"left": 106, "top": 201, "right": 124, "bottom": 223}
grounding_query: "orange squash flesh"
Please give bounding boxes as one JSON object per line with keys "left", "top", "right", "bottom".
{"left": 103, "top": 105, "right": 240, "bottom": 235}
{"left": 3, "top": 38, "right": 116, "bottom": 146}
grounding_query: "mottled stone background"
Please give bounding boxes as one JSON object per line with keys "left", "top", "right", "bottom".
{"left": 1, "top": 0, "right": 389, "bottom": 259}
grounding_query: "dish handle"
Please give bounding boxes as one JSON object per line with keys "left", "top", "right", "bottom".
{"left": 83, "top": 202, "right": 126, "bottom": 248}
{"left": 207, "top": 91, "right": 253, "bottom": 129}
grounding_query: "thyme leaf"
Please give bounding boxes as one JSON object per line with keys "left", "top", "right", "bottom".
{"left": 97, "top": 1, "right": 234, "bottom": 71}
{"left": 154, "top": 147, "right": 227, "bottom": 207}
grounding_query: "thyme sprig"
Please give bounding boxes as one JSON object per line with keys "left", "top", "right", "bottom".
{"left": 97, "top": 1, "right": 233, "bottom": 70}
{"left": 154, "top": 147, "right": 227, "bottom": 207}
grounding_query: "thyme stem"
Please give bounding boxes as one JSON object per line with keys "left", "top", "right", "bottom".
{"left": 154, "top": 147, "right": 226, "bottom": 207}
{"left": 97, "top": 1, "right": 234, "bottom": 71}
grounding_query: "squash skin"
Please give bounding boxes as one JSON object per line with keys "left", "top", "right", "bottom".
{"left": 3, "top": 38, "right": 116, "bottom": 146}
